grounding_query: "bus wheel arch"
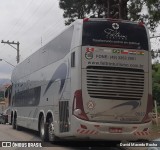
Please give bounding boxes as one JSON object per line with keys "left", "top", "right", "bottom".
{"left": 11, "top": 111, "right": 13, "bottom": 125}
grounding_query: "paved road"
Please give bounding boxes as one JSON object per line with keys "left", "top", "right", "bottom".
{"left": 0, "top": 124, "right": 124, "bottom": 150}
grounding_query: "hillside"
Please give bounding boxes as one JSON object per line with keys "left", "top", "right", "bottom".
{"left": 0, "top": 79, "right": 11, "bottom": 88}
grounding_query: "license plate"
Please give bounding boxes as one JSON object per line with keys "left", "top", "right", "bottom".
{"left": 109, "top": 127, "right": 122, "bottom": 133}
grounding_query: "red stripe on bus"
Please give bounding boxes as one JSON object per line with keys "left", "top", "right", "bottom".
{"left": 84, "top": 130, "right": 90, "bottom": 134}
{"left": 145, "top": 132, "right": 148, "bottom": 135}
{"left": 89, "top": 130, "right": 96, "bottom": 134}
{"left": 80, "top": 130, "right": 85, "bottom": 134}
{"left": 137, "top": 132, "right": 141, "bottom": 136}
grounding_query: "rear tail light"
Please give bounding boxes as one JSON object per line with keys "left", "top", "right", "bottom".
{"left": 142, "top": 94, "right": 153, "bottom": 123}
{"left": 72, "top": 90, "right": 89, "bottom": 120}
{"left": 83, "top": 18, "right": 89, "bottom": 22}
{"left": 138, "top": 21, "right": 145, "bottom": 27}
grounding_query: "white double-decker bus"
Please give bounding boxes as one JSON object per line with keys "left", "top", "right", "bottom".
{"left": 10, "top": 18, "right": 152, "bottom": 142}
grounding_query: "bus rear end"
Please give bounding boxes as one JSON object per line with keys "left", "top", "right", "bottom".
{"left": 72, "top": 18, "right": 153, "bottom": 141}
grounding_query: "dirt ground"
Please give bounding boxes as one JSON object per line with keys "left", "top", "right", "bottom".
{"left": 149, "top": 118, "right": 160, "bottom": 140}
{"left": 149, "top": 126, "right": 160, "bottom": 140}
{"left": 125, "top": 122, "right": 160, "bottom": 150}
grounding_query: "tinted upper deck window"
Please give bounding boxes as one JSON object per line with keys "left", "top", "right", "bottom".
{"left": 82, "top": 21, "right": 149, "bottom": 50}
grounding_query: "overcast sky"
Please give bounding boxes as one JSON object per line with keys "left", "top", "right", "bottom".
{"left": 0, "top": 0, "right": 65, "bottom": 79}
{"left": 0, "top": 0, "right": 159, "bottom": 79}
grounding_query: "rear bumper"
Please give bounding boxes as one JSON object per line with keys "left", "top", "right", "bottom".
{"left": 71, "top": 116, "right": 152, "bottom": 141}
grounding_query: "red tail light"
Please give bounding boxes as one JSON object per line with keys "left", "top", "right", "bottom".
{"left": 83, "top": 18, "right": 89, "bottom": 22}
{"left": 72, "top": 90, "right": 89, "bottom": 120}
{"left": 142, "top": 94, "right": 153, "bottom": 123}
{"left": 138, "top": 21, "right": 145, "bottom": 27}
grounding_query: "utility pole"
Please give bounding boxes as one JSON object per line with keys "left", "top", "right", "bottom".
{"left": 1, "top": 40, "right": 20, "bottom": 64}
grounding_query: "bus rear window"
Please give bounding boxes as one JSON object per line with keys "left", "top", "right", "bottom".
{"left": 82, "top": 21, "right": 149, "bottom": 50}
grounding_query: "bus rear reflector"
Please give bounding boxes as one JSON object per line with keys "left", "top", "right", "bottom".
{"left": 80, "top": 124, "right": 87, "bottom": 129}
{"left": 143, "top": 128, "right": 148, "bottom": 131}
{"left": 72, "top": 90, "right": 89, "bottom": 121}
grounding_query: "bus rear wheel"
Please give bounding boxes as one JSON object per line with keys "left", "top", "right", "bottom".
{"left": 39, "top": 115, "right": 48, "bottom": 141}
{"left": 48, "top": 117, "right": 59, "bottom": 142}
{"left": 12, "top": 115, "right": 16, "bottom": 129}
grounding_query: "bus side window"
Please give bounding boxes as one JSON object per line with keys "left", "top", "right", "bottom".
{"left": 71, "top": 51, "right": 75, "bottom": 67}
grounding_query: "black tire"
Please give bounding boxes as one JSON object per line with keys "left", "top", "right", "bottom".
{"left": 12, "top": 116, "right": 16, "bottom": 129}
{"left": 12, "top": 114, "right": 21, "bottom": 130}
{"left": 48, "top": 117, "right": 59, "bottom": 143}
{"left": 1, "top": 119, "right": 5, "bottom": 124}
{"left": 39, "top": 116, "right": 48, "bottom": 141}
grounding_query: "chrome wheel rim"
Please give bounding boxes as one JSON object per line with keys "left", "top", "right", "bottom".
{"left": 49, "top": 122, "right": 54, "bottom": 140}
{"left": 40, "top": 120, "right": 44, "bottom": 136}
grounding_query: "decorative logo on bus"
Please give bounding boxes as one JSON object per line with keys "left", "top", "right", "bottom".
{"left": 87, "top": 101, "right": 95, "bottom": 110}
{"left": 43, "top": 63, "right": 67, "bottom": 96}
{"left": 104, "top": 28, "right": 127, "bottom": 40}
{"left": 112, "top": 23, "right": 119, "bottom": 30}
{"left": 111, "top": 101, "right": 141, "bottom": 110}
{"left": 85, "top": 51, "right": 93, "bottom": 59}
{"left": 104, "top": 23, "right": 128, "bottom": 40}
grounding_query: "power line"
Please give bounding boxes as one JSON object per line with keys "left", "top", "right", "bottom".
{"left": 5, "top": 0, "right": 46, "bottom": 42}
{"left": 0, "top": 0, "right": 65, "bottom": 65}
{"left": 4, "top": 0, "right": 35, "bottom": 40}
{"left": 1, "top": 0, "right": 65, "bottom": 61}
{"left": 19, "top": 1, "right": 58, "bottom": 37}
{"left": 11, "top": 0, "right": 47, "bottom": 38}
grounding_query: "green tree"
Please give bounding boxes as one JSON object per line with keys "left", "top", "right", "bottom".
{"left": 152, "top": 63, "right": 160, "bottom": 104}
{"left": 144, "top": 0, "right": 160, "bottom": 31}
{"left": 128, "top": 0, "right": 160, "bottom": 32}
{"left": 59, "top": 0, "right": 87, "bottom": 25}
{"left": 59, "top": 0, "right": 160, "bottom": 31}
